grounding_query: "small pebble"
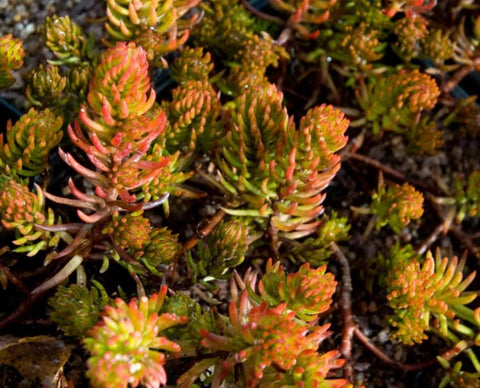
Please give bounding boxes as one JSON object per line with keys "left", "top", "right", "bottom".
{"left": 377, "top": 329, "right": 389, "bottom": 344}
{"left": 20, "top": 23, "right": 36, "bottom": 39}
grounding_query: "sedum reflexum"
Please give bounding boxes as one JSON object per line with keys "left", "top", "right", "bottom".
{"left": 52, "top": 42, "right": 186, "bottom": 222}
{"left": 179, "top": 291, "right": 347, "bottom": 388}
{"left": 192, "top": 218, "right": 251, "bottom": 280}
{"left": 0, "top": 108, "right": 63, "bottom": 177}
{"left": 217, "top": 84, "right": 349, "bottom": 238}
{"left": 387, "top": 250, "right": 478, "bottom": 345}
{"left": 370, "top": 182, "right": 424, "bottom": 233}
{"left": 0, "top": 175, "right": 59, "bottom": 257}
{"left": 0, "top": 34, "right": 24, "bottom": 89}
{"left": 40, "top": 15, "right": 93, "bottom": 65}
{"left": 357, "top": 68, "right": 440, "bottom": 134}
{"left": 105, "top": 0, "right": 200, "bottom": 63}
{"left": 48, "top": 282, "right": 109, "bottom": 337}
{"left": 84, "top": 285, "right": 188, "bottom": 388}
{"left": 256, "top": 259, "right": 337, "bottom": 321}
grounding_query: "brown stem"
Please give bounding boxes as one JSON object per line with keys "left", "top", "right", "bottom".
{"left": 0, "top": 261, "right": 30, "bottom": 297}
{"left": 448, "top": 223, "right": 480, "bottom": 257}
{"left": 353, "top": 326, "right": 437, "bottom": 372}
{"left": 331, "top": 243, "right": 354, "bottom": 382}
{"left": 416, "top": 221, "right": 448, "bottom": 255}
{"left": 183, "top": 208, "right": 226, "bottom": 251}
{"left": 344, "top": 152, "right": 432, "bottom": 191}
{"left": 426, "top": 194, "right": 480, "bottom": 257}
{"left": 344, "top": 152, "right": 407, "bottom": 182}
{"left": 267, "top": 216, "right": 280, "bottom": 261}
{"left": 241, "top": 0, "right": 284, "bottom": 24}
{"left": 0, "top": 294, "right": 37, "bottom": 331}
{"left": 442, "top": 64, "right": 474, "bottom": 94}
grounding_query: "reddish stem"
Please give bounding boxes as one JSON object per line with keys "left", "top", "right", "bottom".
{"left": 183, "top": 208, "right": 226, "bottom": 251}
{"left": 331, "top": 243, "right": 354, "bottom": 382}
{"left": 353, "top": 326, "right": 437, "bottom": 372}
{"left": 0, "top": 260, "right": 30, "bottom": 298}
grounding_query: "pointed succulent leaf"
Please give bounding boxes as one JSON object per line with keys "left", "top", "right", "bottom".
{"left": 218, "top": 83, "right": 348, "bottom": 238}
{"left": 198, "top": 291, "right": 338, "bottom": 387}
{"left": 170, "top": 47, "right": 214, "bottom": 83}
{"left": 48, "top": 282, "right": 109, "bottom": 337}
{"left": 371, "top": 182, "right": 424, "bottom": 233}
{"left": 40, "top": 15, "right": 91, "bottom": 64}
{"left": 339, "top": 23, "right": 384, "bottom": 67}
{"left": 288, "top": 212, "right": 350, "bottom": 265}
{"left": 105, "top": 0, "right": 199, "bottom": 61}
{"left": 164, "top": 79, "right": 221, "bottom": 153}
{"left": 259, "top": 259, "right": 337, "bottom": 321}
{"left": 140, "top": 143, "right": 194, "bottom": 200}
{"left": 387, "top": 250, "right": 477, "bottom": 345}
{"left": 141, "top": 226, "right": 182, "bottom": 268}
{"left": 84, "top": 286, "right": 188, "bottom": 388}
{"left": 267, "top": 348, "right": 348, "bottom": 387}
{"left": 67, "top": 63, "right": 93, "bottom": 97}
{"left": 87, "top": 41, "right": 155, "bottom": 129}
{"left": 268, "top": 0, "right": 334, "bottom": 38}
{"left": 0, "top": 108, "right": 63, "bottom": 177}
{"left": 421, "top": 28, "right": 454, "bottom": 61}
{"left": 393, "top": 15, "right": 428, "bottom": 60}
{"left": 0, "top": 175, "right": 59, "bottom": 256}
{"left": 102, "top": 211, "right": 152, "bottom": 251}
{"left": 217, "top": 83, "right": 289, "bottom": 204}
{"left": 357, "top": 69, "right": 440, "bottom": 134}
{"left": 25, "top": 64, "right": 67, "bottom": 109}
{"left": 0, "top": 34, "right": 24, "bottom": 89}
{"left": 383, "top": 0, "right": 437, "bottom": 18}
{"left": 454, "top": 170, "right": 480, "bottom": 222}
{"left": 194, "top": 218, "right": 251, "bottom": 279}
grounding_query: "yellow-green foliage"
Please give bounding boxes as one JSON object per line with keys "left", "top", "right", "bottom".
{"left": 0, "top": 108, "right": 63, "bottom": 176}
{"left": 0, "top": 34, "right": 24, "bottom": 89}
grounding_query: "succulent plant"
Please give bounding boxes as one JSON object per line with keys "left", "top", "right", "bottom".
{"left": 1, "top": 0, "right": 480, "bottom": 386}
{"left": 387, "top": 251, "right": 477, "bottom": 345}
{"left": 370, "top": 182, "right": 424, "bottom": 233}
{"left": 48, "top": 282, "right": 109, "bottom": 337}
{"left": 0, "top": 34, "right": 24, "bottom": 89}
{"left": 84, "top": 286, "right": 188, "bottom": 388}
{"left": 0, "top": 108, "right": 63, "bottom": 177}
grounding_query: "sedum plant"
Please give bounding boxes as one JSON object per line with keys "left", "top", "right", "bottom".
{"left": 387, "top": 250, "right": 478, "bottom": 346}
{"left": 0, "top": 0, "right": 480, "bottom": 386}
{"left": 84, "top": 285, "right": 188, "bottom": 388}
{"left": 0, "top": 108, "right": 63, "bottom": 176}
{"left": 0, "top": 34, "right": 24, "bottom": 89}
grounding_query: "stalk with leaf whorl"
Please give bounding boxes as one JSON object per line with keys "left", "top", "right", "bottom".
{"left": 84, "top": 285, "right": 188, "bottom": 388}
{"left": 217, "top": 83, "right": 349, "bottom": 238}
{"left": 0, "top": 108, "right": 63, "bottom": 177}
{"left": 0, "top": 34, "right": 24, "bottom": 89}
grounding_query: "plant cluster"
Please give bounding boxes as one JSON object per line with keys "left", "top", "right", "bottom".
{"left": 0, "top": 0, "right": 480, "bottom": 387}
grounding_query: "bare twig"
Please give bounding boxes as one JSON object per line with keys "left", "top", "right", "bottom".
{"left": 344, "top": 152, "right": 408, "bottom": 182}
{"left": 416, "top": 221, "right": 448, "bottom": 255}
{"left": 344, "top": 152, "right": 432, "bottom": 191}
{"left": 353, "top": 326, "right": 437, "bottom": 372}
{"left": 0, "top": 260, "right": 30, "bottom": 297}
{"left": 442, "top": 64, "right": 475, "bottom": 94}
{"left": 426, "top": 194, "right": 480, "bottom": 257}
{"left": 267, "top": 216, "right": 280, "bottom": 261}
{"left": 241, "top": 0, "right": 284, "bottom": 24}
{"left": 331, "top": 243, "right": 354, "bottom": 382}
{"left": 183, "top": 208, "right": 226, "bottom": 251}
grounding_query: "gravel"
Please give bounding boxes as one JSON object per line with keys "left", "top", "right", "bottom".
{"left": 0, "top": 0, "right": 105, "bottom": 109}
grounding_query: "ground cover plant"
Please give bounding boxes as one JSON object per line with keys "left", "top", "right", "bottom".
{"left": 0, "top": 0, "right": 480, "bottom": 386}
